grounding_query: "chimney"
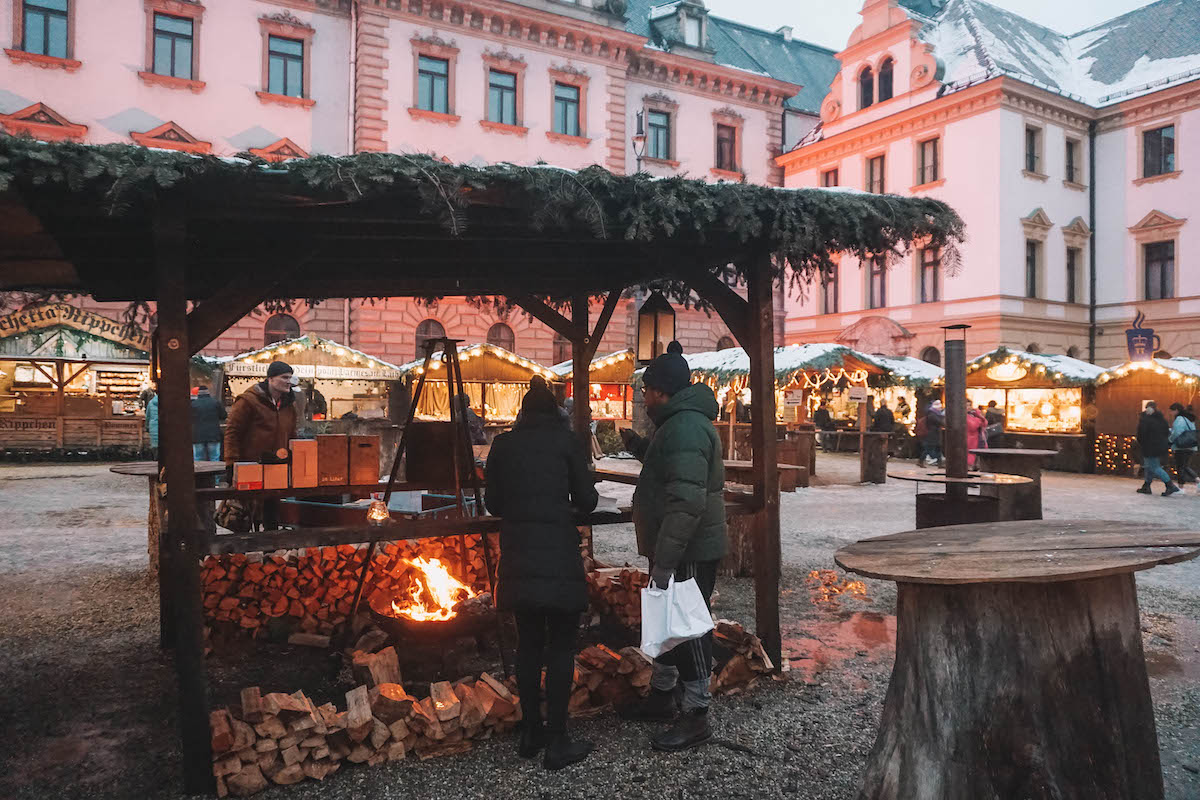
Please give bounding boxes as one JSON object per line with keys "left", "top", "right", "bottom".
{"left": 776, "top": 25, "right": 793, "bottom": 41}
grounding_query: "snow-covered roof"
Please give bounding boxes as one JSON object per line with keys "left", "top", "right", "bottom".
{"left": 967, "top": 346, "right": 1105, "bottom": 386}
{"left": 216, "top": 335, "right": 402, "bottom": 372}
{"left": 857, "top": 354, "right": 945, "bottom": 387}
{"left": 396, "top": 342, "right": 559, "bottom": 381}
{"left": 1096, "top": 357, "right": 1200, "bottom": 386}
{"left": 909, "top": 0, "right": 1200, "bottom": 107}
{"left": 550, "top": 349, "right": 635, "bottom": 378}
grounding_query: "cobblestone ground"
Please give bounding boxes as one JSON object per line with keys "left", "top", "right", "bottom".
{"left": 1, "top": 457, "right": 1197, "bottom": 799}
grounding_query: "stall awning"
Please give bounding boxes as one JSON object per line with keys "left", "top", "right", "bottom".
{"left": 550, "top": 349, "right": 634, "bottom": 380}
{"left": 967, "top": 347, "right": 1104, "bottom": 388}
{"left": 216, "top": 335, "right": 403, "bottom": 381}
{"left": 1096, "top": 357, "right": 1200, "bottom": 387}
{"left": 396, "top": 343, "right": 558, "bottom": 383}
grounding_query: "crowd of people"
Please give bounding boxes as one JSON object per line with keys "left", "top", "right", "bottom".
{"left": 1135, "top": 400, "right": 1197, "bottom": 497}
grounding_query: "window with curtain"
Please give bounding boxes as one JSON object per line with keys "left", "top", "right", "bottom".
{"left": 920, "top": 248, "right": 940, "bottom": 303}
{"left": 153, "top": 14, "right": 193, "bottom": 78}
{"left": 22, "top": 0, "right": 68, "bottom": 58}
{"left": 487, "top": 322, "right": 515, "bottom": 352}
{"left": 487, "top": 69, "right": 517, "bottom": 125}
{"left": 417, "top": 56, "right": 450, "bottom": 113}
{"left": 1144, "top": 241, "right": 1174, "bottom": 300}
{"left": 715, "top": 124, "right": 736, "bottom": 171}
{"left": 878, "top": 58, "right": 894, "bottom": 101}
{"left": 868, "top": 256, "right": 887, "bottom": 309}
{"left": 858, "top": 66, "right": 874, "bottom": 109}
{"left": 866, "top": 155, "right": 885, "bottom": 193}
{"left": 552, "top": 82, "right": 580, "bottom": 136}
{"left": 263, "top": 314, "right": 300, "bottom": 346}
{"left": 648, "top": 110, "right": 671, "bottom": 160}
{"left": 268, "top": 35, "right": 304, "bottom": 97}
{"left": 917, "top": 137, "right": 939, "bottom": 184}
{"left": 414, "top": 318, "right": 445, "bottom": 358}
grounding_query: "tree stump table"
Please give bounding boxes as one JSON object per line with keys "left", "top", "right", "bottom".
{"left": 835, "top": 520, "right": 1200, "bottom": 800}
{"left": 887, "top": 468, "right": 1032, "bottom": 528}
{"left": 970, "top": 448, "right": 1058, "bottom": 521}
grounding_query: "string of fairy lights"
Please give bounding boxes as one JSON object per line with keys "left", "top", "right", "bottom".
{"left": 1096, "top": 433, "right": 1137, "bottom": 474}
{"left": 411, "top": 344, "right": 559, "bottom": 381}
{"left": 234, "top": 335, "right": 393, "bottom": 371}
{"left": 1097, "top": 360, "right": 1200, "bottom": 386}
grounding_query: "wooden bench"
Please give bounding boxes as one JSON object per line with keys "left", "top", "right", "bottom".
{"left": 724, "top": 459, "right": 809, "bottom": 490}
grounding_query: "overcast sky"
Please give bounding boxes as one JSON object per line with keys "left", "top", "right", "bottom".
{"left": 702, "top": 0, "right": 1156, "bottom": 50}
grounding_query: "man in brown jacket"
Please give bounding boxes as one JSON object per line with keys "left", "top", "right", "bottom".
{"left": 224, "top": 360, "right": 298, "bottom": 528}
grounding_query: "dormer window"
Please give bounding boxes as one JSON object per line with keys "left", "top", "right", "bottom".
{"left": 684, "top": 15, "right": 702, "bottom": 47}
{"left": 878, "top": 58, "right": 894, "bottom": 102}
{"left": 859, "top": 65, "right": 874, "bottom": 110}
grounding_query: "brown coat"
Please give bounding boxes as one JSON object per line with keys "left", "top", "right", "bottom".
{"left": 223, "top": 382, "right": 297, "bottom": 464}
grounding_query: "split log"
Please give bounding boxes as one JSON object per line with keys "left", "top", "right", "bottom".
{"left": 254, "top": 715, "right": 286, "bottom": 739}
{"left": 226, "top": 765, "right": 267, "bottom": 797}
{"left": 269, "top": 764, "right": 306, "bottom": 786}
{"left": 302, "top": 759, "right": 334, "bottom": 781}
{"left": 280, "top": 745, "right": 303, "bottom": 766}
{"left": 287, "top": 632, "right": 331, "bottom": 648}
{"left": 352, "top": 646, "right": 402, "bottom": 688}
{"left": 210, "top": 709, "right": 235, "bottom": 754}
{"left": 344, "top": 685, "right": 373, "bottom": 743}
{"left": 370, "top": 717, "right": 391, "bottom": 750}
{"left": 213, "top": 754, "right": 242, "bottom": 778}
{"left": 370, "top": 683, "right": 415, "bottom": 723}
{"left": 429, "top": 681, "right": 461, "bottom": 722}
{"left": 240, "top": 687, "right": 264, "bottom": 723}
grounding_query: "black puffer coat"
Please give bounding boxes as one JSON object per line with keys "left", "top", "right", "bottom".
{"left": 484, "top": 412, "right": 599, "bottom": 613}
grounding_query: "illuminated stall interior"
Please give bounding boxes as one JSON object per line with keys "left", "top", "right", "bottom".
{"left": 551, "top": 349, "right": 635, "bottom": 422}
{"left": 966, "top": 347, "right": 1103, "bottom": 434}
{"left": 219, "top": 336, "right": 402, "bottom": 420}
{"left": 855, "top": 354, "right": 945, "bottom": 429}
{"left": 0, "top": 303, "right": 152, "bottom": 450}
{"left": 397, "top": 343, "right": 558, "bottom": 424}
{"left": 1092, "top": 357, "right": 1200, "bottom": 474}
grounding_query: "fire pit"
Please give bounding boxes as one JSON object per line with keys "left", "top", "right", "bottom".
{"left": 367, "top": 556, "right": 494, "bottom": 641}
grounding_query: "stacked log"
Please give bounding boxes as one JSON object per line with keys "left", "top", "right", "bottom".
{"left": 200, "top": 535, "right": 496, "bottom": 639}
{"left": 711, "top": 619, "right": 776, "bottom": 694}
{"left": 585, "top": 568, "right": 649, "bottom": 629}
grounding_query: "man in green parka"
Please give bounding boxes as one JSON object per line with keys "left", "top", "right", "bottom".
{"left": 620, "top": 341, "right": 727, "bottom": 751}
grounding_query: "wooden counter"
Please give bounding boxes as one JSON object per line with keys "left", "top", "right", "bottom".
{"left": 0, "top": 414, "right": 145, "bottom": 449}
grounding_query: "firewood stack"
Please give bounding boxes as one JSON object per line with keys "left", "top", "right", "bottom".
{"left": 585, "top": 568, "right": 649, "bottom": 629}
{"left": 200, "top": 534, "right": 496, "bottom": 639}
{"left": 710, "top": 620, "right": 776, "bottom": 694}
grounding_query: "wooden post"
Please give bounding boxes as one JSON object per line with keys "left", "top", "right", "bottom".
{"left": 571, "top": 295, "right": 592, "bottom": 454}
{"left": 745, "top": 254, "right": 781, "bottom": 667}
{"left": 155, "top": 208, "right": 214, "bottom": 794}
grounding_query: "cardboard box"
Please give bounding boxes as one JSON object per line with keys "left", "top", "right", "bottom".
{"left": 317, "top": 434, "right": 349, "bottom": 486}
{"left": 349, "top": 435, "right": 381, "bottom": 485}
{"left": 233, "top": 462, "right": 263, "bottom": 491}
{"left": 290, "top": 439, "right": 318, "bottom": 488}
{"left": 263, "top": 463, "right": 289, "bottom": 490}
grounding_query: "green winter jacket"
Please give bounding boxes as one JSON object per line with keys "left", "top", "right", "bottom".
{"left": 633, "top": 383, "right": 727, "bottom": 569}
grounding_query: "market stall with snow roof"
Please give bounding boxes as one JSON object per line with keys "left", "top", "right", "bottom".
{"left": 966, "top": 347, "right": 1105, "bottom": 471}
{"left": 396, "top": 343, "right": 558, "bottom": 427}
{"left": 218, "top": 335, "right": 403, "bottom": 422}
{"left": 1092, "top": 357, "right": 1200, "bottom": 475}
{"left": 551, "top": 349, "right": 636, "bottom": 423}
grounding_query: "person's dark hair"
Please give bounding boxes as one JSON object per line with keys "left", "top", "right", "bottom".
{"left": 1169, "top": 402, "right": 1185, "bottom": 413}
{"left": 520, "top": 386, "right": 558, "bottom": 418}
{"left": 987, "top": 400, "right": 997, "bottom": 407}
{"left": 196, "top": 384, "right": 209, "bottom": 392}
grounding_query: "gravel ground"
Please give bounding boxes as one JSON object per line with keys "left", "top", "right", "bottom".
{"left": 1, "top": 456, "right": 1198, "bottom": 799}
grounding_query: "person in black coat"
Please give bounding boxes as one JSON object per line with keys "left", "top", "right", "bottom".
{"left": 870, "top": 401, "right": 895, "bottom": 433}
{"left": 484, "top": 384, "right": 598, "bottom": 770}
{"left": 1135, "top": 402, "right": 1180, "bottom": 496}
{"left": 190, "top": 385, "right": 226, "bottom": 461}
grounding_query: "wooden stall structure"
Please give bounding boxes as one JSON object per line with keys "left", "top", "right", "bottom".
{"left": 966, "top": 347, "right": 1104, "bottom": 472}
{"left": 0, "top": 302, "right": 152, "bottom": 451}
{"left": 0, "top": 137, "right": 963, "bottom": 793}
{"left": 218, "top": 335, "right": 402, "bottom": 421}
{"left": 396, "top": 343, "right": 558, "bottom": 432}
{"left": 552, "top": 349, "right": 635, "bottom": 425}
{"left": 1093, "top": 357, "right": 1200, "bottom": 474}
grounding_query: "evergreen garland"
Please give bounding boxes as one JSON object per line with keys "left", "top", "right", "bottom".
{"left": 0, "top": 137, "right": 966, "bottom": 305}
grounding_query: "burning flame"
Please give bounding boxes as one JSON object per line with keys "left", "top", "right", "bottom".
{"left": 391, "top": 557, "right": 477, "bottom": 622}
{"left": 806, "top": 570, "right": 869, "bottom": 609}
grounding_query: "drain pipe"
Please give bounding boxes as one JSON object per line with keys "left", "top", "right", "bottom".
{"left": 1087, "top": 119, "right": 1097, "bottom": 363}
{"left": 348, "top": 0, "right": 358, "bottom": 155}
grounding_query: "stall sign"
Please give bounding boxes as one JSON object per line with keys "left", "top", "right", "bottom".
{"left": 848, "top": 386, "right": 868, "bottom": 403}
{"left": 783, "top": 389, "right": 805, "bottom": 408}
{"left": 1125, "top": 311, "right": 1160, "bottom": 362}
{"left": 0, "top": 303, "right": 149, "bottom": 351}
{"left": 225, "top": 362, "right": 399, "bottom": 381}
{"left": 0, "top": 418, "right": 56, "bottom": 431}
{"left": 986, "top": 362, "right": 1028, "bottom": 382}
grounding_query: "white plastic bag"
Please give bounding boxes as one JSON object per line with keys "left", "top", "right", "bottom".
{"left": 639, "top": 577, "right": 714, "bottom": 659}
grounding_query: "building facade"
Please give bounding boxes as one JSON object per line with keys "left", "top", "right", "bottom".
{"left": 1, "top": 0, "right": 836, "bottom": 363}
{"left": 777, "top": 0, "right": 1200, "bottom": 365}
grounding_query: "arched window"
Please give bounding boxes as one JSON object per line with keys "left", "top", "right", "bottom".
{"left": 919, "top": 345, "right": 941, "bottom": 366}
{"left": 1025, "top": 342, "right": 1041, "bottom": 354}
{"left": 552, "top": 333, "right": 572, "bottom": 365}
{"left": 487, "top": 322, "right": 515, "bottom": 352}
{"left": 414, "top": 318, "right": 445, "bottom": 359}
{"left": 1065, "top": 345, "right": 1080, "bottom": 359}
{"left": 717, "top": 335, "right": 736, "bottom": 350}
{"left": 878, "top": 58, "right": 894, "bottom": 102}
{"left": 858, "top": 65, "right": 874, "bottom": 110}
{"left": 263, "top": 313, "right": 300, "bottom": 346}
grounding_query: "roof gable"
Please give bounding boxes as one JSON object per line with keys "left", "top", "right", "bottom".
{"left": 130, "top": 121, "right": 212, "bottom": 154}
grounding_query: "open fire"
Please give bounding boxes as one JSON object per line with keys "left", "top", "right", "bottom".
{"left": 390, "top": 556, "right": 477, "bottom": 622}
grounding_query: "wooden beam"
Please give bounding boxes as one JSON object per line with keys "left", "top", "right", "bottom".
{"left": 745, "top": 251, "right": 782, "bottom": 670}
{"left": 154, "top": 206, "right": 214, "bottom": 795}
{"left": 571, "top": 295, "right": 592, "bottom": 453}
{"left": 583, "top": 287, "right": 623, "bottom": 363}
{"left": 186, "top": 277, "right": 274, "bottom": 356}
{"left": 512, "top": 295, "right": 582, "bottom": 340}
{"left": 690, "top": 270, "right": 750, "bottom": 345}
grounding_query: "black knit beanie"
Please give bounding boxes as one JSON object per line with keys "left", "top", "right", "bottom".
{"left": 642, "top": 341, "right": 691, "bottom": 395}
{"left": 266, "top": 360, "right": 293, "bottom": 378}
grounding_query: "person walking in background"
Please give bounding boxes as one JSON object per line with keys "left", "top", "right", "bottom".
{"left": 922, "top": 400, "right": 945, "bottom": 466}
{"left": 1168, "top": 402, "right": 1198, "bottom": 490}
{"left": 966, "top": 405, "right": 988, "bottom": 468}
{"left": 620, "top": 342, "right": 727, "bottom": 752}
{"left": 145, "top": 389, "right": 159, "bottom": 458}
{"left": 1136, "top": 402, "right": 1181, "bottom": 496}
{"left": 484, "top": 384, "right": 598, "bottom": 770}
{"left": 190, "top": 385, "right": 226, "bottom": 461}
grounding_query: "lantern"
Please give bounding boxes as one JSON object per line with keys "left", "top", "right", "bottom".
{"left": 636, "top": 291, "right": 675, "bottom": 364}
{"left": 366, "top": 500, "right": 391, "bottom": 526}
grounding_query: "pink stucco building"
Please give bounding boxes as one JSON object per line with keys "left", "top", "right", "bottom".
{"left": 777, "top": 0, "right": 1200, "bottom": 365}
{"left": 1, "top": 0, "right": 837, "bottom": 363}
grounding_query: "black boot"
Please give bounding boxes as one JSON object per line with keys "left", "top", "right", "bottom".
{"left": 543, "top": 732, "right": 593, "bottom": 770}
{"left": 518, "top": 721, "right": 546, "bottom": 758}
{"left": 1136, "top": 483, "right": 1153, "bottom": 494}
{"left": 650, "top": 708, "right": 713, "bottom": 752}
{"left": 617, "top": 687, "right": 679, "bottom": 722}
{"left": 1163, "top": 483, "right": 1182, "bottom": 496}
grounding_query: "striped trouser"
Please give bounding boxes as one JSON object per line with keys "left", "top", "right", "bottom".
{"left": 649, "top": 559, "right": 719, "bottom": 711}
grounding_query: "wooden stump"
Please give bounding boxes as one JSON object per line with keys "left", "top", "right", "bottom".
{"left": 718, "top": 512, "right": 756, "bottom": 577}
{"left": 859, "top": 574, "right": 1162, "bottom": 800}
{"left": 860, "top": 434, "right": 888, "bottom": 484}
{"left": 914, "top": 493, "right": 998, "bottom": 529}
